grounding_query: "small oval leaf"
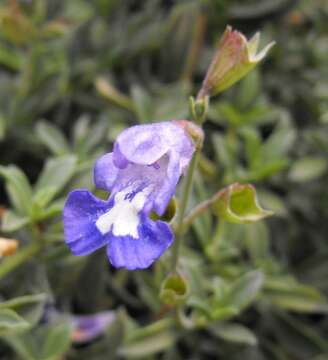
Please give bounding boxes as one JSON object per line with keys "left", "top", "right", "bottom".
{"left": 224, "top": 270, "right": 265, "bottom": 311}
{"left": 288, "top": 157, "right": 327, "bottom": 182}
{"left": 211, "top": 323, "right": 258, "bottom": 346}
{"left": 36, "top": 121, "right": 70, "bottom": 156}
{"left": 0, "top": 166, "right": 33, "bottom": 215}
{"left": 0, "top": 309, "right": 30, "bottom": 336}
{"left": 1, "top": 210, "right": 29, "bottom": 233}
{"left": 34, "top": 155, "right": 77, "bottom": 198}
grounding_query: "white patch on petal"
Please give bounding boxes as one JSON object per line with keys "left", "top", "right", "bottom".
{"left": 95, "top": 186, "right": 150, "bottom": 238}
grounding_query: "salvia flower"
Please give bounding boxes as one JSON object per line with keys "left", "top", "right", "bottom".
{"left": 71, "top": 311, "right": 116, "bottom": 344}
{"left": 63, "top": 121, "right": 195, "bottom": 270}
{"left": 198, "top": 26, "right": 275, "bottom": 98}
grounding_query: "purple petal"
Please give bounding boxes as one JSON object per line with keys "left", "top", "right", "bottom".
{"left": 113, "top": 142, "right": 129, "bottom": 169}
{"left": 94, "top": 152, "right": 118, "bottom": 191}
{"left": 71, "top": 311, "right": 115, "bottom": 344}
{"left": 110, "top": 122, "right": 194, "bottom": 214}
{"left": 114, "top": 122, "right": 194, "bottom": 166}
{"left": 107, "top": 217, "right": 173, "bottom": 270}
{"left": 63, "top": 190, "right": 111, "bottom": 255}
{"left": 153, "top": 151, "right": 180, "bottom": 215}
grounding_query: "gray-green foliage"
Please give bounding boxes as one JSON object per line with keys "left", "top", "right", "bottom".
{"left": 0, "top": 0, "right": 327, "bottom": 359}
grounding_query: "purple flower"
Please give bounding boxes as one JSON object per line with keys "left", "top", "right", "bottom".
{"left": 63, "top": 121, "right": 194, "bottom": 270}
{"left": 71, "top": 311, "right": 115, "bottom": 344}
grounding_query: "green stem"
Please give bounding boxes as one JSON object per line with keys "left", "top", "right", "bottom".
{"left": 182, "top": 188, "right": 225, "bottom": 231}
{"left": 0, "top": 239, "right": 43, "bottom": 280}
{"left": 95, "top": 78, "right": 136, "bottom": 114}
{"left": 182, "top": 197, "right": 213, "bottom": 231}
{"left": 171, "top": 148, "right": 200, "bottom": 271}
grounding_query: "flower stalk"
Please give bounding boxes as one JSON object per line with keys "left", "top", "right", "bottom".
{"left": 182, "top": 192, "right": 220, "bottom": 231}
{"left": 171, "top": 148, "right": 201, "bottom": 271}
{"left": 171, "top": 94, "right": 206, "bottom": 271}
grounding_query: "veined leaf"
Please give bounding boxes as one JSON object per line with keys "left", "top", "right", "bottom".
{"left": 0, "top": 166, "right": 33, "bottom": 215}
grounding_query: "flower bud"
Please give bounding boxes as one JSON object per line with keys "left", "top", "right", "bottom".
{"left": 0, "top": 3, "right": 36, "bottom": 45}
{"left": 198, "top": 26, "right": 275, "bottom": 98}
{"left": 71, "top": 311, "right": 116, "bottom": 344}
{"left": 0, "top": 238, "right": 18, "bottom": 257}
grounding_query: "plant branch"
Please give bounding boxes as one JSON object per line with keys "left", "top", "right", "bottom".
{"left": 182, "top": 189, "right": 224, "bottom": 231}
{"left": 171, "top": 148, "right": 200, "bottom": 271}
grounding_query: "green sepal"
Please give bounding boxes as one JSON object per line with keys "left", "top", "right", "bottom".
{"left": 212, "top": 183, "right": 273, "bottom": 224}
{"left": 160, "top": 271, "right": 189, "bottom": 306}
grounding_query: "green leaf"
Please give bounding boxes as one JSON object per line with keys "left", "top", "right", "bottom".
{"left": 270, "top": 312, "right": 328, "bottom": 357}
{"left": 3, "top": 336, "right": 35, "bottom": 360}
{"left": 0, "top": 294, "right": 47, "bottom": 326}
{"left": 32, "top": 186, "right": 58, "bottom": 209}
{"left": 261, "top": 116, "right": 296, "bottom": 162}
{"left": 212, "top": 323, "right": 258, "bottom": 346}
{"left": 34, "top": 155, "right": 77, "bottom": 199}
{"left": 211, "top": 307, "right": 239, "bottom": 321}
{"left": 126, "top": 318, "right": 173, "bottom": 343}
{"left": 216, "top": 102, "right": 243, "bottom": 127}
{"left": 264, "top": 277, "right": 328, "bottom": 313}
{"left": 75, "top": 119, "right": 108, "bottom": 156}
{"left": 212, "top": 183, "right": 273, "bottom": 224}
{"left": 0, "top": 114, "right": 6, "bottom": 140}
{"left": 40, "top": 322, "right": 72, "bottom": 360}
{"left": 0, "top": 294, "right": 46, "bottom": 310}
{"left": 1, "top": 210, "right": 29, "bottom": 232}
{"left": 237, "top": 70, "right": 260, "bottom": 109}
{"left": 288, "top": 157, "right": 327, "bottom": 182}
{"left": 229, "top": 0, "right": 292, "bottom": 19}
{"left": 0, "top": 166, "right": 33, "bottom": 215}
{"left": 31, "top": 186, "right": 61, "bottom": 221}
{"left": 241, "top": 127, "right": 262, "bottom": 168}
{"left": 0, "top": 44, "right": 24, "bottom": 70}
{"left": 118, "top": 330, "right": 176, "bottom": 358}
{"left": 257, "top": 190, "right": 287, "bottom": 217}
{"left": 311, "top": 355, "right": 328, "bottom": 360}
{"left": 36, "top": 121, "right": 70, "bottom": 156}
{"left": 244, "top": 222, "right": 270, "bottom": 260}
{"left": 40, "top": 198, "right": 65, "bottom": 220}
{"left": 131, "top": 85, "right": 153, "bottom": 123}
{"left": 269, "top": 294, "right": 328, "bottom": 313}
{"left": 95, "top": 77, "right": 135, "bottom": 113}
{"left": 247, "top": 158, "right": 289, "bottom": 181}
{"left": 224, "top": 270, "right": 264, "bottom": 310}
{"left": 0, "top": 309, "right": 30, "bottom": 336}
{"left": 4, "top": 321, "right": 72, "bottom": 360}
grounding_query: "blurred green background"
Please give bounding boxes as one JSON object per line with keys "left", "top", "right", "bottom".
{"left": 0, "top": 0, "right": 327, "bottom": 359}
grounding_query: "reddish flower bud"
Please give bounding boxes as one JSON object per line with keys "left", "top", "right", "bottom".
{"left": 198, "top": 26, "right": 275, "bottom": 98}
